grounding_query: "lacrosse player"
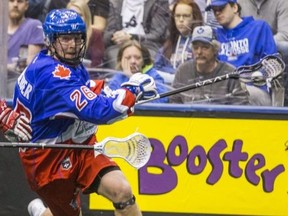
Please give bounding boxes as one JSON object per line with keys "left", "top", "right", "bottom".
{"left": 13, "top": 9, "right": 157, "bottom": 216}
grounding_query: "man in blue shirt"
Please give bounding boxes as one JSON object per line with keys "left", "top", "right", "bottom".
{"left": 206, "top": 0, "right": 278, "bottom": 106}
{"left": 206, "top": 0, "right": 277, "bottom": 67}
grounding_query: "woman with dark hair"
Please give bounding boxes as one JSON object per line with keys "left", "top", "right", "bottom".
{"left": 155, "top": 0, "right": 203, "bottom": 76}
{"left": 108, "top": 40, "right": 168, "bottom": 103}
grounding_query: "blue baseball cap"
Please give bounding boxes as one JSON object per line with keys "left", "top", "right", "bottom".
{"left": 205, "top": 0, "right": 237, "bottom": 11}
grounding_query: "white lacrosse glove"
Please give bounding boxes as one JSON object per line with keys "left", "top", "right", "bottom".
{"left": 0, "top": 100, "right": 32, "bottom": 142}
{"left": 121, "top": 73, "right": 158, "bottom": 101}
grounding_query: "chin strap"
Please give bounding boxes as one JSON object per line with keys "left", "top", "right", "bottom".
{"left": 113, "top": 195, "right": 136, "bottom": 210}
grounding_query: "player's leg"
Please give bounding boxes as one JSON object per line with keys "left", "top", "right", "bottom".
{"left": 35, "top": 179, "right": 82, "bottom": 216}
{"left": 28, "top": 200, "right": 83, "bottom": 216}
{"left": 79, "top": 146, "right": 142, "bottom": 216}
{"left": 96, "top": 169, "right": 142, "bottom": 216}
{"left": 28, "top": 198, "right": 51, "bottom": 216}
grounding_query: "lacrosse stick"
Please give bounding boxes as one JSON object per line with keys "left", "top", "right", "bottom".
{"left": 137, "top": 54, "right": 285, "bottom": 105}
{"left": 0, "top": 132, "right": 151, "bottom": 169}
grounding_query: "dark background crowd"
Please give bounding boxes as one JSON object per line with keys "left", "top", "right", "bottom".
{"left": 5, "top": 0, "right": 288, "bottom": 106}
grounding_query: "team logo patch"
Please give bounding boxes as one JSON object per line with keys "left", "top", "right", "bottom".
{"left": 61, "top": 157, "right": 72, "bottom": 170}
{"left": 197, "top": 26, "right": 205, "bottom": 34}
{"left": 53, "top": 65, "right": 71, "bottom": 80}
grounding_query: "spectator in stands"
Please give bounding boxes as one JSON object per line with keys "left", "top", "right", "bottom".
{"left": 194, "top": 0, "right": 220, "bottom": 28}
{"left": 87, "top": 0, "right": 110, "bottom": 32}
{"left": 205, "top": 0, "right": 278, "bottom": 106}
{"left": 25, "top": 0, "right": 51, "bottom": 22}
{"left": 109, "top": 40, "right": 168, "bottom": 103}
{"left": 238, "top": 0, "right": 288, "bottom": 59}
{"left": 170, "top": 26, "right": 249, "bottom": 105}
{"left": 238, "top": 0, "right": 288, "bottom": 106}
{"left": 8, "top": 0, "right": 44, "bottom": 97}
{"left": 26, "top": 0, "right": 109, "bottom": 31}
{"left": 206, "top": 0, "right": 277, "bottom": 67}
{"left": 67, "top": 0, "right": 105, "bottom": 67}
{"left": 103, "top": 0, "right": 170, "bottom": 69}
{"left": 154, "top": 0, "right": 203, "bottom": 80}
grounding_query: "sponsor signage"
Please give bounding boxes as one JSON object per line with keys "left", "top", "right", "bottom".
{"left": 90, "top": 116, "right": 288, "bottom": 215}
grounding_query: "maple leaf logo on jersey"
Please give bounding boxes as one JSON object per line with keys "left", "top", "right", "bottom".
{"left": 53, "top": 65, "right": 71, "bottom": 80}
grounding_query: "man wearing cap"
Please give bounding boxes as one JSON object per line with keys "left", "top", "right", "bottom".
{"left": 205, "top": 0, "right": 277, "bottom": 67}
{"left": 205, "top": 0, "right": 279, "bottom": 106}
{"left": 238, "top": 0, "right": 288, "bottom": 106}
{"left": 170, "top": 25, "right": 249, "bottom": 105}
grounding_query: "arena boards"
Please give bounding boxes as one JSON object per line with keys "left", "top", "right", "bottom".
{"left": 92, "top": 104, "right": 288, "bottom": 216}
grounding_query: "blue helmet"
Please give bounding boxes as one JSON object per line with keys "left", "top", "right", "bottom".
{"left": 43, "top": 9, "right": 86, "bottom": 43}
{"left": 43, "top": 9, "right": 87, "bottom": 66}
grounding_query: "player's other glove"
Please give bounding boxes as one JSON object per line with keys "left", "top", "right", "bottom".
{"left": 121, "top": 73, "right": 158, "bottom": 101}
{"left": 0, "top": 100, "right": 32, "bottom": 142}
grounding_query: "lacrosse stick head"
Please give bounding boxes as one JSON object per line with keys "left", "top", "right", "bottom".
{"left": 237, "top": 54, "right": 285, "bottom": 84}
{"left": 99, "top": 132, "right": 152, "bottom": 169}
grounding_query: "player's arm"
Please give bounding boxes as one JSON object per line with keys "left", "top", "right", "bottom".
{"left": 90, "top": 79, "right": 105, "bottom": 94}
{"left": 49, "top": 73, "right": 157, "bottom": 124}
{"left": 0, "top": 100, "right": 32, "bottom": 142}
{"left": 69, "top": 73, "right": 157, "bottom": 124}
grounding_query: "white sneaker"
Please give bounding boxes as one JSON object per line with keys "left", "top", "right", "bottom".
{"left": 27, "top": 198, "right": 46, "bottom": 216}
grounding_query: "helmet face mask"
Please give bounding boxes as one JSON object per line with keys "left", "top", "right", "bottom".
{"left": 52, "top": 33, "right": 86, "bottom": 66}
{"left": 43, "top": 9, "right": 87, "bottom": 66}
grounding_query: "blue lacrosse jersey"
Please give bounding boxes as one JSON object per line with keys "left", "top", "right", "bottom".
{"left": 216, "top": 16, "right": 277, "bottom": 67}
{"left": 13, "top": 49, "right": 132, "bottom": 143}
